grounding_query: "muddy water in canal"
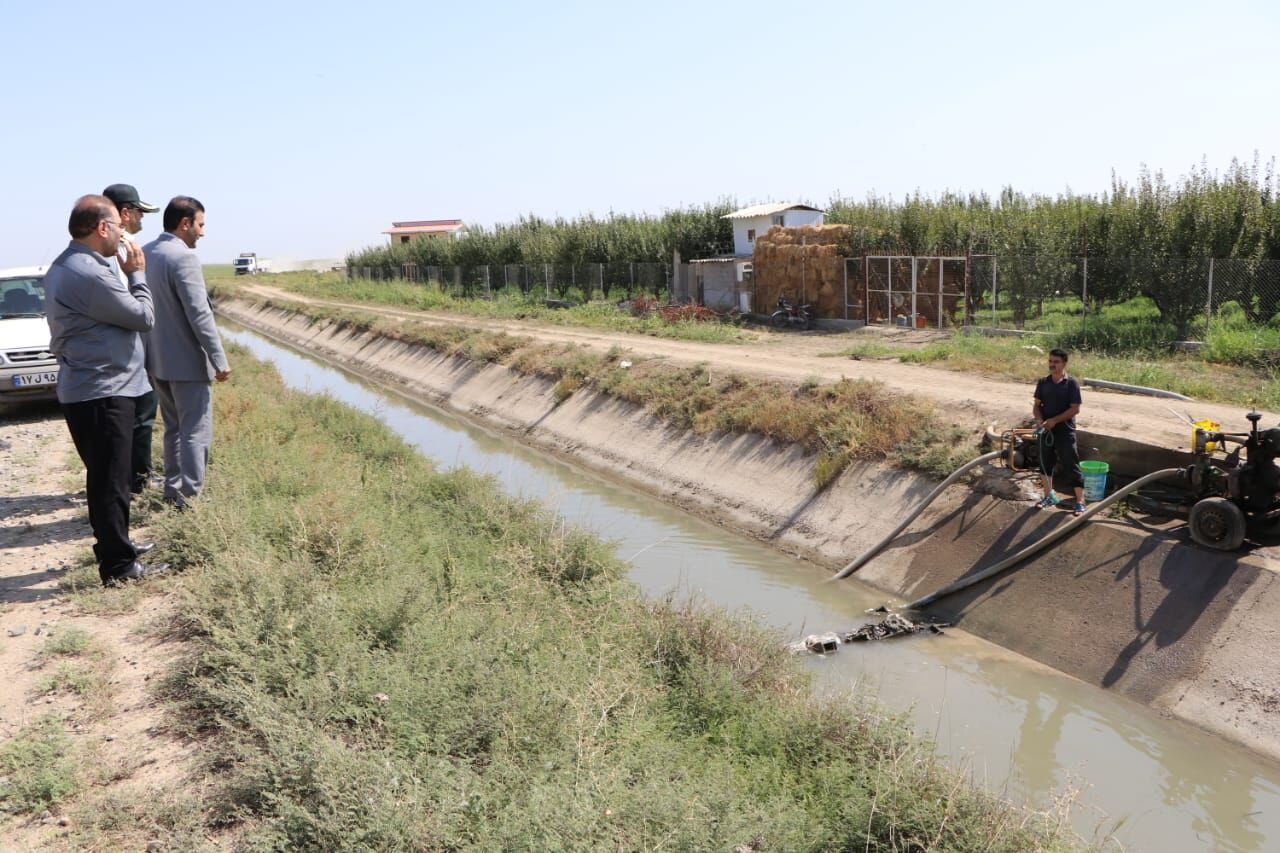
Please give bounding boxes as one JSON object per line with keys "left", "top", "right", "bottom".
{"left": 221, "top": 321, "right": 1280, "bottom": 851}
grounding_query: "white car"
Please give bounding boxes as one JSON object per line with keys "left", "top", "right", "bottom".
{"left": 0, "top": 265, "right": 57, "bottom": 403}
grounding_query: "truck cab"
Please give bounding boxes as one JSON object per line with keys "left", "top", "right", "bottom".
{"left": 234, "top": 253, "right": 269, "bottom": 275}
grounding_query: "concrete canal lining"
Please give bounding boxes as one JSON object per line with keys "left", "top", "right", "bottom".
{"left": 216, "top": 297, "right": 1280, "bottom": 762}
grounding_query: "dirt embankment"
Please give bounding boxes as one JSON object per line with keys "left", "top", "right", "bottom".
{"left": 218, "top": 297, "right": 1280, "bottom": 763}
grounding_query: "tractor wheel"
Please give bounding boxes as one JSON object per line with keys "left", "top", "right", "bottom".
{"left": 1188, "top": 497, "right": 1246, "bottom": 551}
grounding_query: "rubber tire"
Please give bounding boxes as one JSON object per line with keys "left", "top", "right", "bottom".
{"left": 1127, "top": 493, "right": 1187, "bottom": 518}
{"left": 1188, "top": 497, "right": 1247, "bottom": 551}
{"left": 770, "top": 311, "right": 788, "bottom": 330}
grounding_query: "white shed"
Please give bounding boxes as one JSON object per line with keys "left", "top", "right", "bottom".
{"left": 723, "top": 203, "right": 824, "bottom": 257}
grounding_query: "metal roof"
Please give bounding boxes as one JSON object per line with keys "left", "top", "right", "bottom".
{"left": 384, "top": 219, "right": 465, "bottom": 236}
{"left": 722, "top": 202, "right": 823, "bottom": 220}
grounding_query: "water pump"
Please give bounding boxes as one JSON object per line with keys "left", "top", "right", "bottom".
{"left": 1183, "top": 411, "right": 1280, "bottom": 550}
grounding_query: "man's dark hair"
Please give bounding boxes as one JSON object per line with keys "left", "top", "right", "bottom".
{"left": 163, "top": 196, "right": 205, "bottom": 231}
{"left": 67, "top": 195, "right": 115, "bottom": 239}
{"left": 1049, "top": 347, "right": 1070, "bottom": 362}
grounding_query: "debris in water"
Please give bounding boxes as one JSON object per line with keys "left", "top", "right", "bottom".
{"left": 800, "top": 632, "right": 841, "bottom": 654}
{"left": 843, "top": 612, "right": 948, "bottom": 642}
{"left": 789, "top": 614, "right": 947, "bottom": 654}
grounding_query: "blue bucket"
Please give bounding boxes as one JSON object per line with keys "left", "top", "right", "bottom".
{"left": 1080, "top": 461, "right": 1109, "bottom": 502}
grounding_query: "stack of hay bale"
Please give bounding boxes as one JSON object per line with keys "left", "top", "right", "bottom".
{"left": 751, "top": 224, "right": 852, "bottom": 319}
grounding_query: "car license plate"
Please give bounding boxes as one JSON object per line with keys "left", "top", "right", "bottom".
{"left": 12, "top": 371, "right": 58, "bottom": 388}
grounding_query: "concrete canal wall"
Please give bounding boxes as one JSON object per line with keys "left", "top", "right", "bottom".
{"left": 216, "top": 298, "right": 1280, "bottom": 761}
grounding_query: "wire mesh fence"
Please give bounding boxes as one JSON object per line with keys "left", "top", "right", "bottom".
{"left": 354, "top": 255, "right": 1280, "bottom": 346}
{"left": 966, "top": 256, "right": 1280, "bottom": 345}
{"left": 359, "top": 262, "right": 671, "bottom": 303}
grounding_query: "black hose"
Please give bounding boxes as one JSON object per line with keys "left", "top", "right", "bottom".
{"left": 903, "top": 467, "right": 1184, "bottom": 610}
{"left": 830, "top": 449, "right": 1005, "bottom": 580}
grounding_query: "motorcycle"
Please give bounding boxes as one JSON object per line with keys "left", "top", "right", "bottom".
{"left": 770, "top": 296, "right": 814, "bottom": 330}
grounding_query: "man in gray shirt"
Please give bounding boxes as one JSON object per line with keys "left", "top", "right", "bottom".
{"left": 44, "top": 195, "right": 166, "bottom": 586}
{"left": 143, "top": 196, "right": 230, "bottom": 507}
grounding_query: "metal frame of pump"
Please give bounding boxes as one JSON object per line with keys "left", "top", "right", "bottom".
{"left": 994, "top": 427, "right": 1042, "bottom": 473}
{"left": 1180, "top": 412, "right": 1280, "bottom": 551}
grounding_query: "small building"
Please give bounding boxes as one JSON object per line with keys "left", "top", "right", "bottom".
{"left": 723, "top": 203, "right": 824, "bottom": 257}
{"left": 384, "top": 219, "right": 465, "bottom": 246}
{"left": 686, "top": 256, "right": 754, "bottom": 312}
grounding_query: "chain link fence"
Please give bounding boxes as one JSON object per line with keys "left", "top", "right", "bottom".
{"left": 960, "top": 256, "right": 1280, "bottom": 346}
{"left": 352, "top": 262, "right": 671, "bottom": 303}
{"left": 349, "top": 255, "right": 1280, "bottom": 347}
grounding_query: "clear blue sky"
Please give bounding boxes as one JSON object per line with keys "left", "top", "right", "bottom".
{"left": 6, "top": 0, "right": 1278, "bottom": 267}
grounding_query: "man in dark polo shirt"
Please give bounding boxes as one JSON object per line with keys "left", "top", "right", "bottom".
{"left": 1032, "top": 347, "right": 1086, "bottom": 515}
{"left": 44, "top": 195, "right": 167, "bottom": 587}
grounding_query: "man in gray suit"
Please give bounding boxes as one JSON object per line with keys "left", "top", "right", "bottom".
{"left": 142, "top": 196, "right": 231, "bottom": 508}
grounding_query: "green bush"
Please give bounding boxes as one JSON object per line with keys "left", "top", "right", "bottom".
{"left": 1205, "top": 324, "right": 1280, "bottom": 367}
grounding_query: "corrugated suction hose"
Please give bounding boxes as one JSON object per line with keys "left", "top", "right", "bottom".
{"left": 903, "top": 467, "right": 1184, "bottom": 610}
{"left": 830, "top": 450, "right": 1006, "bottom": 581}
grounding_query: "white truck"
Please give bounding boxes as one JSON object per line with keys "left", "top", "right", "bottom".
{"left": 233, "top": 253, "right": 271, "bottom": 275}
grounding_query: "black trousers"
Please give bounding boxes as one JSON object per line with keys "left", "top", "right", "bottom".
{"left": 63, "top": 395, "right": 137, "bottom": 583}
{"left": 1040, "top": 424, "right": 1084, "bottom": 490}
{"left": 131, "top": 389, "right": 157, "bottom": 492}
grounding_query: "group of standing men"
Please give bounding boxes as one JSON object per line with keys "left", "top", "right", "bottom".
{"left": 44, "top": 186, "right": 230, "bottom": 587}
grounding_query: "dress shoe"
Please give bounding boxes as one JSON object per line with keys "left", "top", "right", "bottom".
{"left": 131, "top": 541, "right": 156, "bottom": 557}
{"left": 103, "top": 561, "right": 170, "bottom": 588}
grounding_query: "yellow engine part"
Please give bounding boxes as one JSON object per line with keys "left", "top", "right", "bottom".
{"left": 1193, "top": 420, "right": 1221, "bottom": 453}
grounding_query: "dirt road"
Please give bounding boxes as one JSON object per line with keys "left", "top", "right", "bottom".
{"left": 0, "top": 404, "right": 195, "bottom": 848}
{"left": 244, "top": 284, "right": 1277, "bottom": 452}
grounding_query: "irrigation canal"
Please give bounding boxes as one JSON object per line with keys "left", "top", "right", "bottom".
{"left": 221, "top": 319, "right": 1280, "bottom": 851}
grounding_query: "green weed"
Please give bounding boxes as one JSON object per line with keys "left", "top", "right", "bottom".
{"left": 142, "top": 349, "right": 1077, "bottom": 850}
{"left": 43, "top": 627, "right": 93, "bottom": 657}
{"left": 40, "top": 664, "right": 95, "bottom": 697}
{"left": 0, "top": 716, "right": 77, "bottom": 814}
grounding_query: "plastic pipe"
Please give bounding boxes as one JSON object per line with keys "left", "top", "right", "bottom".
{"left": 830, "top": 449, "right": 1006, "bottom": 581}
{"left": 903, "top": 467, "right": 1184, "bottom": 610}
{"left": 1082, "top": 378, "right": 1192, "bottom": 401}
